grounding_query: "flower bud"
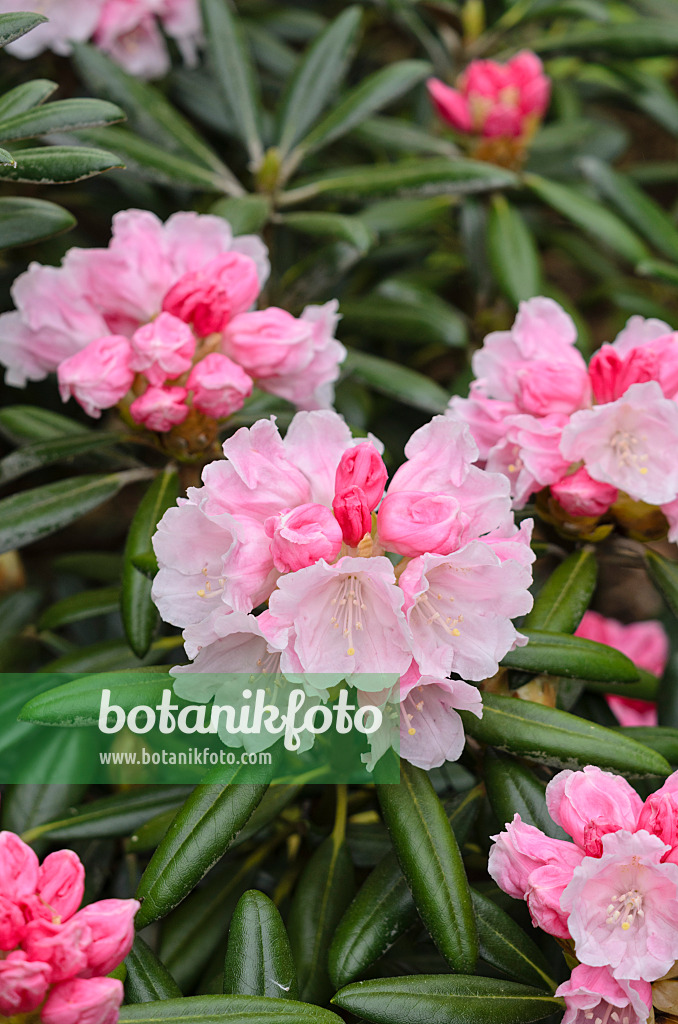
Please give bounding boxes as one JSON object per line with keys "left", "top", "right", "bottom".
{"left": 129, "top": 311, "right": 196, "bottom": 386}
{"left": 23, "top": 917, "right": 92, "bottom": 982}
{"left": 38, "top": 851, "right": 85, "bottom": 923}
{"left": 332, "top": 486, "right": 371, "bottom": 547}
{"left": 545, "top": 766, "right": 642, "bottom": 856}
{"left": 265, "top": 503, "right": 343, "bottom": 573}
{"left": 377, "top": 491, "right": 470, "bottom": 557}
{"left": 334, "top": 442, "right": 387, "bottom": 511}
{"left": 222, "top": 307, "right": 314, "bottom": 380}
{"left": 129, "top": 386, "right": 189, "bottom": 432}
{"left": 550, "top": 468, "right": 618, "bottom": 518}
{"left": 57, "top": 336, "right": 134, "bottom": 418}
{"left": 71, "top": 899, "right": 139, "bottom": 978}
{"left": 42, "top": 977, "right": 124, "bottom": 1024}
{"left": 0, "top": 830, "right": 39, "bottom": 899}
{"left": 0, "top": 895, "right": 26, "bottom": 949}
{"left": 162, "top": 252, "right": 260, "bottom": 337}
{"left": 0, "top": 952, "right": 51, "bottom": 1017}
{"left": 589, "top": 344, "right": 657, "bottom": 404}
{"left": 186, "top": 353, "right": 253, "bottom": 419}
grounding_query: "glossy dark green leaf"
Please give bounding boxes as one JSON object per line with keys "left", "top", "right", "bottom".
{"left": 211, "top": 195, "right": 271, "bottom": 234}
{"left": 361, "top": 195, "right": 455, "bottom": 233}
{"left": 637, "top": 257, "right": 678, "bottom": 285}
{"left": 0, "top": 98, "right": 123, "bottom": 142}
{"left": 0, "top": 146, "right": 15, "bottom": 166}
{"left": 277, "top": 6, "right": 362, "bottom": 155}
{"left": 344, "top": 350, "right": 448, "bottom": 413}
{"left": 224, "top": 890, "right": 298, "bottom": 998}
{"left": 0, "top": 80, "right": 57, "bottom": 120}
{"left": 352, "top": 115, "right": 459, "bottom": 158}
{"left": 462, "top": 693, "right": 670, "bottom": 776}
{"left": 135, "top": 780, "right": 268, "bottom": 928}
{"left": 645, "top": 548, "right": 678, "bottom": 619}
{"left": 340, "top": 291, "right": 466, "bottom": 348}
{"left": 38, "top": 586, "right": 120, "bottom": 631}
{"left": 484, "top": 753, "right": 567, "bottom": 840}
{"left": 76, "top": 127, "right": 225, "bottom": 191}
{"left": 0, "top": 12, "right": 47, "bottom": 48}
{"left": 616, "top": 726, "right": 678, "bottom": 765}
{"left": 501, "top": 629, "right": 639, "bottom": 681}
{"left": 0, "top": 431, "right": 124, "bottom": 486}
{"left": 280, "top": 212, "right": 374, "bottom": 253}
{"left": 42, "top": 638, "right": 168, "bottom": 673}
{"left": 201, "top": 0, "right": 263, "bottom": 166}
{"left": 19, "top": 668, "right": 172, "bottom": 727}
{"left": 0, "top": 588, "right": 41, "bottom": 646}
{"left": 0, "top": 197, "right": 76, "bottom": 248}
{"left": 533, "top": 21, "right": 678, "bottom": 57}
{"left": 377, "top": 762, "right": 477, "bottom": 973}
{"left": 0, "top": 405, "right": 89, "bottom": 443}
{"left": 487, "top": 195, "right": 541, "bottom": 305}
{"left": 0, "top": 145, "right": 123, "bottom": 184}
{"left": 2, "top": 779, "right": 88, "bottom": 838}
{"left": 524, "top": 548, "right": 597, "bottom": 633}
{"left": 118, "top": 996, "right": 344, "bottom": 1024}
{"left": 525, "top": 173, "right": 648, "bottom": 264}
{"left": 122, "top": 470, "right": 179, "bottom": 658}
{"left": 288, "top": 834, "right": 354, "bottom": 1004}
{"left": 124, "top": 936, "right": 182, "bottom": 1004}
{"left": 471, "top": 890, "right": 555, "bottom": 990}
{"left": 332, "top": 975, "right": 562, "bottom": 1024}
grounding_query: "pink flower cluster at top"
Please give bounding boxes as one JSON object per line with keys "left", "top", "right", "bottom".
{"left": 451, "top": 296, "right": 678, "bottom": 538}
{"left": 0, "top": 828, "right": 138, "bottom": 1024}
{"left": 0, "top": 0, "right": 202, "bottom": 79}
{"left": 0, "top": 210, "right": 346, "bottom": 433}
{"left": 427, "top": 52, "right": 550, "bottom": 140}
{"left": 151, "top": 410, "right": 535, "bottom": 770}
{"left": 575, "top": 611, "right": 669, "bottom": 728}
{"left": 490, "top": 766, "right": 678, "bottom": 1024}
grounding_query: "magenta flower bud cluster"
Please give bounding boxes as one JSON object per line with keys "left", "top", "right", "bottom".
{"left": 0, "top": 211, "right": 346, "bottom": 435}
{"left": 490, "top": 765, "right": 678, "bottom": 1024}
{"left": 0, "top": 0, "right": 202, "bottom": 79}
{"left": 451, "top": 296, "right": 678, "bottom": 537}
{"left": 151, "top": 409, "right": 536, "bottom": 770}
{"left": 0, "top": 827, "right": 138, "bottom": 1024}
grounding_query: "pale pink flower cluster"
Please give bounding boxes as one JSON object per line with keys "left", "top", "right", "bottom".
{"left": 0, "top": 0, "right": 202, "bottom": 79}
{"left": 451, "top": 297, "right": 678, "bottom": 538}
{"left": 575, "top": 611, "right": 669, "bottom": 727}
{"left": 0, "top": 828, "right": 138, "bottom": 1024}
{"left": 427, "top": 52, "right": 550, "bottom": 140}
{"left": 490, "top": 766, "right": 678, "bottom": 1024}
{"left": 0, "top": 210, "right": 346, "bottom": 432}
{"left": 151, "top": 410, "right": 535, "bottom": 770}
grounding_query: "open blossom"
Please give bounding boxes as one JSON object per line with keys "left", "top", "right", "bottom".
{"left": 57, "top": 336, "right": 134, "bottom": 419}
{"left": 0, "top": 828, "right": 138, "bottom": 1024}
{"left": 152, "top": 410, "right": 534, "bottom": 768}
{"left": 557, "top": 965, "right": 652, "bottom": 1024}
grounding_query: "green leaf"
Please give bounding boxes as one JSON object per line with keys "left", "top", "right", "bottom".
{"left": 581, "top": 157, "right": 678, "bottom": 263}
{"left": 118, "top": 996, "right": 344, "bottom": 1024}
{"left": 0, "top": 98, "right": 123, "bottom": 143}
{"left": 211, "top": 195, "right": 271, "bottom": 235}
{"left": 332, "top": 975, "right": 562, "bottom": 1024}
{"left": 19, "top": 667, "right": 172, "bottom": 726}
{"left": 125, "top": 937, "right": 182, "bottom": 1004}
{"left": 377, "top": 761, "right": 477, "bottom": 973}
{"left": 343, "top": 350, "right": 448, "bottom": 413}
{"left": 645, "top": 548, "right": 678, "bottom": 619}
{"left": 201, "top": 0, "right": 263, "bottom": 166}
{"left": 616, "top": 726, "right": 678, "bottom": 765}
{"left": 0, "top": 431, "right": 125, "bottom": 485}
{"left": 0, "top": 80, "right": 57, "bottom": 121}
{"left": 341, "top": 289, "right": 466, "bottom": 348}
{"left": 0, "top": 405, "right": 89, "bottom": 443}
{"left": 280, "top": 212, "right": 374, "bottom": 253}
{"left": 224, "top": 890, "right": 298, "bottom": 999}
{"left": 0, "top": 197, "right": 76, "bottom": 249}
{"left": 0, "top": 12, "right": 47, "bottom": 48}
{"left": 637, "top": 257, "right": 678, "bottom": 286}
{"left": 523, "top": 548, "right": 597, "bottom": 633}
{"left": 0, "top": 147, "right": 15, "bottom": 166}
{"left": 487, "top": 195, "right": 541, "bottom": 305}
{"left": 277, "top": 6, "right": 362, "bottom": 156}
{"left": 361, "top": 195, "right": 455, "bottom": 233}
{"left": 38, "top": 586, "right": 120, "bottom": 631}
{"left": 484, "top": 753, "right": 568, "bottom": 840}
{"left": 2, "top": 780, "right": 88, "bottom": 838}
{"left": 461, "top": 693, "right": 671, "bottom": 776}
{"left": 471, "top": 890, "right": 555, "bottom": 991}
{"left": 533, "top": 21, "right": 678, "bottom": 57}
{"left": 0, "top": 472, "right": 145, "bottom": 555}
{"left": 288, "top": 834, "right": 354, "bottom": 1004}
{"left": 525, "top": 173, "right": 649, "bottom": 264}
{"left": 122, "top": 470, "right": 179, "bottom": 658}
{"left": 501, "top": 629, "right": 640, "bottom": 682}
{"left": 352, "top": 115, "right": 459, "bottom": 159}
{"left": 0, "top": 145, "right": 123, "bottom": 184}
{"left": 42, "top": 638, "right": 167, "bottom": 673}
{"left": 135, "top": 781, "right": 269, "bottom": 928}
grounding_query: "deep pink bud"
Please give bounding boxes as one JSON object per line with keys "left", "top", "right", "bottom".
{"left": 377, "top": 491, "right": 470, "bottom": 558}
{"left": 550, "top": 467, "right": 618, "bottom": 517}
{"left": 57, "top": 336, "right": 135, "bottom": 419}
{"left": 42, "top": 977, "right": 124, "bottom": 1024}
{"left": 38, "top": 851, "right": 85, "bottom": 923}
{"left": 334, "top": 442, "right": 387, "bottom": 511}
{"left": 129, "top": 311, "right": 196, "bottom": 386}
{"left": 0, "top": 951, "right": 51, "bottom": 1016}
{"left": 0, "top": 895, "right": 26, "bottom": 949}
{"left": 129, "top": 386, "right": 189, "bottom": 432}
{"left": 23, "top": 917, "right": 92, "bottom": 982}
{"left": 332, "top": 486, "right": 371, "bottom": 547}
{"left": 426, "top": 78, "right": 472, "bottom": 132}
{"left": 71, "top": 899, "right": 139, "bottom": 978}
{"left": 162, "top": 252, "right": 260, "bottom": 337}
{"left": 638, "top": 790, "right": 678, "bottom": 852}
{"left": 265, "top": 502, "right": 343, "bottom": 573}
{"left": 186, "top": 353, "right": 253, "bottom": 419}
{"left": 0, "top": 831, "right": 40, "bottom": 899}
{"left": 546, "top": 766, "right": 643, "bottom": 856}
{"left": 589, "top": 344, "right": 658, "bottom": 404}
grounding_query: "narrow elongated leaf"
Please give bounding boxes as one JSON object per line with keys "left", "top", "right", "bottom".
{"left": 0, "top": 431, "right": 124, "bottom": 485}
{"left": 125, "top": 937, "right": 182, "bottom": 1004}
{"left": 471, "top": 890, "right": 555, "bottom": 991}
{"left": 523, "top": 548, "right": 597, "bottom": 633}
{"left": 288, "top": 834, "right": 354, "bottom": 1004}
{"left": 201, "top": 0, "right": 263, "bottom": 165}
{"left": 484, "top": 753, "right": 568, "bottom": 839}
{"left": 224, "top": 890, "right": 298, "bottom": 998}
{"left": 277, "top": 6, "right": 362, "bottom": 155}
{"left": 377, "top": 762, "right": 478, "bottom": 973}
{"left": 211, "top": 195, "right": 270, "bottom": 234}
{"left": 2, "top": 780, "right": 88, "bottom": 838}
{"left": 344, "top": 350, "right": 448, "bottom": 413}
{"left": 19, "top": 668, "right": 172, "bottom": 727}
{"left": 487, "top": 195, "right": 541, "bottom": 305}
{"left": 333, "top": 975, "right": 561, "bottom": 1024}
{"left": 280, "top": 212, "right": 374, "bottom": 253}
{"left": 135, "top": 781, "right": 268, "bottom": 928}
{"left": 0, "top": 99, "right": 123, "bottom": 143}
{"left": 617, "top": 726, "right": 678, "bottom": 764}
{"left": 0, "top": 405, "right": 89, "bottom": 443}
{"left": 352, "top": 115, "right": 459, "bottom": 158}
{"left": 38, "top": 586, "right": 120, "bottom": 631}
{"left": 0, "top": 197, "right": 75, "bottom": 249}
{"left": 501, "top": 629, "right": 639, "bottom": 681}
{"left": 0, "top": 147, "right": 15, "bottom": 166}
{"left": 122, "top": 470, "right": 179, "bottom": 658}
{"left": 461, "top": 693, "right": 671, "bottom": 776}
{"left": 0, "top": 80, "right": 57, "bottom": 121}
{"left": 119, "top": 996, "right": 344, "bottom": 1024}
{"left": 638, "top": 258, "right": 678, "bottom": 285}
{"left": 0, "top": 146, "right": 123, "bottom": 184}
{"left": 341, "top": 292, "right": 466, "bottom": 347}
{"left": 533, "top": 21, "right": 678, "bottom": 57}
{"left": 525, "top": 173, "right": 648, "bottom": 264}
{"left": 0, "top": 12, "right": 47, "bottom": 48}
{"left": 645, "top": 548, "right": 678, "bottom": 619}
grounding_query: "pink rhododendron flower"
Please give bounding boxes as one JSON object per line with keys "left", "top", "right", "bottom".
{"left": 186, "top": 353, "right": 253, "bottom": 419}
{"left": 377, "top": 492, "right": 471, "bottom": 558}
{"left": 546, "top": 766, "right": 643, "bottom": 857}
{"left": 550, "top": 468, "right": 618, "bottom": 518}
{"left": 335, "top": 443, "right": 388, "bottom": 511}
{"left": 399, "top": 665, "right": 482, "bottom": 770}
{"left": 427, "top": 52, "right": 550, "bottom": 139}
{"left": 162, "top": 252, "right": 260, "bottom": 336}
{"left": 332, "top": 487, "right": 372, "bottom": 548}
{"left": 42, "top": 977, "right": 124, "bottom": 1024}
{"left": 485, "top": 413, "right": 570, "bottom": 509}
{"left": 129, "top": 312, "right": 196, "bottom": 386}
{"left": 0, "top": 0, "right": 105, "bottom": 58}
{"left": 57, "top": 335, "right": 135, "bottom": 419}
{"left": 265, "top": 503, "right": 343, "bottom": 574}
{"left": 557, "top": 965, "right": 652, "bottom": 1024}
{"left": 129, "top": 386, "right": 189, "bottom": 432}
